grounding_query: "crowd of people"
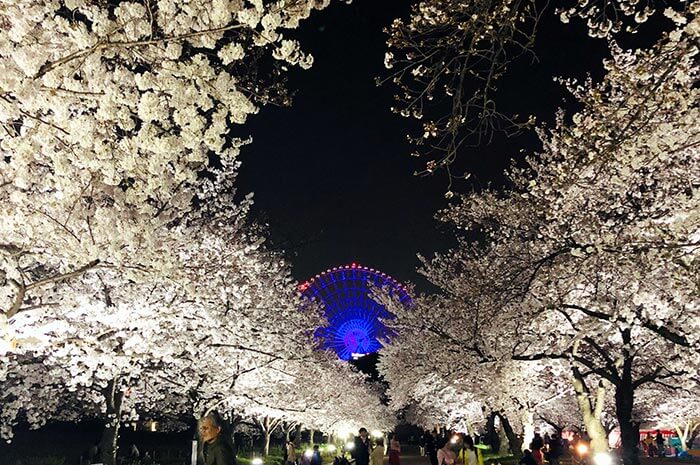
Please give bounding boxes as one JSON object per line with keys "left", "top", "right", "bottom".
{"left": 524, "top": 432, "right": 565, "bottom": 465}
{"left": 195, "top": 416, "right": 694, "bottom": 465}
{"left": 418, "top": 429, "right": 575, "bottom": 465}
{"left": 517, "top": 433, "right": 566, "bottom": 465}
{"left": 345, "top": 427, "right": 402, "bottom": 465}
{"left": 195, "top": 419, "right": 389, "bottom": 465}
{"left": 420, "top": 430, "right": 488, "bottom": 465}
{"left": 640, "top": 430, "right": 686, "bottom": 458}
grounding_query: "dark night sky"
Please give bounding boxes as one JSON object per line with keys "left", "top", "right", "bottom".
{"left": 238, "top": 0, "right": 449, "bottom": 288}
{"left": 236, "top": 0, "right": 661, "bottom": 290}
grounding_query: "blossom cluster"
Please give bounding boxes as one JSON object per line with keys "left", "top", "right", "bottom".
{"left": 378, "top": 3, "right": 699, "bottom": 459}
{"left": 0, "top": 0, "right": 392, "bottom": 449}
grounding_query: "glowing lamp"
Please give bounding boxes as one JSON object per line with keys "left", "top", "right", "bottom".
{"left": 593, "top": 453, "right": 612, "bottom": 465}
{"left": 305, "top": 450, "right": 314, "bottom": 459}
{"left": 576, "top": 443, "right": 589, "bottom": 455}
{"left": 345, "top": 442, "right": 355, "bottom": 450}
{"left": 450, "top": 435, "right": 460, "bottom": 444}
{"left": 252, "top": 459, "right": 264, "bottom": 465}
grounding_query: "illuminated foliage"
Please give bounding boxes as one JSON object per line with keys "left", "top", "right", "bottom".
{"left": 0, "top": 1, "right": 394, "bottom": 462}
{"left": 379, "top": 5, "right": 700, "bottom": 465}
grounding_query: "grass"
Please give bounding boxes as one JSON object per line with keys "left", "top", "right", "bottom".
{"left": 483, "top": 453, "right": 518, "bottom": 465}
{"left": 238, "top": 442, "right": 340, "bottom": 465}
{"left": 9, "top": 458, "right": 66, "bottom": 465}
{"left": 239, "top": 455, "right": 284, "bottom": 463}
{"left": 238, "top": 452, "right": 286, "bottom": 465}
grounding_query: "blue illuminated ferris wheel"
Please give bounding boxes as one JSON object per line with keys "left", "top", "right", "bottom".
{"left": 299, "top": 263, "right": 412, "bottom": 360}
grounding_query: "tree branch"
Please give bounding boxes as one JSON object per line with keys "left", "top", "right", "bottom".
{"left": 3, "top": 259, "right": 101, "bottom": 319}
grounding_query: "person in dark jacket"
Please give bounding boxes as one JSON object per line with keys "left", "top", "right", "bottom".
{"left": 529, "top": 433, "right": 544, "bottom": 465}
{"left": 352, "top": 428, "right": 371, "bottom": 465}
{"left": 311, "top": 445, "right": 323, "bottom": 465}
{"left": 530, "top": 433, "right": 544, "bottom": 450}
{"left": 548, "top": 434, "right": 563, "bottom": 465}
{"left": 424, "top": 430, "right": 438, "bottom": 465}
{"left": 519, "top": 450, "right": 538, "bottom": 465}
{"left": 199, "top": 412, "right": 236, "bottom": 465}
{"left": 655, "top": 430, "right": 665, "bottom": 457}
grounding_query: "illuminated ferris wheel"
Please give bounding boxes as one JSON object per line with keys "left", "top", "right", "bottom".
{"left": 299, "top": 263, "right": 412, "bottom": 360}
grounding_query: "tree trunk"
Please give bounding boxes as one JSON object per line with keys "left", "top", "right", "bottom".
{"left": 498, "top": 422, "right": 510, "bottom": 455}
{"left": 676, "top": 421, "right": 699, "bottom": 451}
{"left": 497, "top": 412, "right": 523, "bottom": 456}
{"left": 265, "top": 430, "right": 272, "bottom": 457}
{"left": 295, "top": 425, "right": 302, "bottom": 447}
{"left": 99, "top": 378, "right": 124, "bottom": 465}
{"left": 310, "top": 428, "right": 316, "bottom": 446}
{"left": 675, "top": 426, "right": 687, "bottom": 452}
{"left": 686, "top": 422, "right": 700, "bottom": 451}
{"left": 616, "top": 334, "right": 640, "bottom": 465}
{"left": 484, "top": 412, "right": 499, "bottom": 453}
{"left": 259, "top": 416, "right": 282, "bottom": 456}
{"left": 261, "top": 417, "right": 272, "bottom": 456}
{"left": 522, "top": 411, "right": 535, "bottom": 452}
{"left": 230, "top": 413, "right": 242, "bottom": 453}
{"left": 570, "top": 366, "right": 608, "bottom": 454}
{"left": 615, "top": 387, "right": 639, "bottom": 465}
{"left": 283, "top": 422, "right": 299, "bottom": 444}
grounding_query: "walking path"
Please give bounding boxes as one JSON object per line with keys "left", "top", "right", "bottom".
{"left": 393, "top": 445, "right": 427, "bottom": 465}
{"left": 383, "top": 446, "right": 700, "bottom": 465}
{"left": 640, "top": 458, "right": 700, "bottom": 465}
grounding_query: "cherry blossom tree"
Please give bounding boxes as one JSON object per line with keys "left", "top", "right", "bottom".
{"left": 1, "top": 193, "right": 387, "bottom": 463}
{"left": 283, "top": 355, "right": 395, "bottom": 437}
{"left": 379, "top": 0, "right": 541, "bottom": 181}
{"left": 217, "top": 351, "right": 393, "bottom": 455}
{"left": 499, "top": 11, "right": 698, "bottom": 464}
{"left": 0, "top": 2, "right": 365, "bottom": 462}
{"left": 0, "top": 211, "right": 324, "bottom": 462}
{"left": 377, "top": 291, "right": 581, "bottom": 450}
{"left": 0, "top": 0, "right": 331, "bottom": 333}
{"left": 381, "top": 6, "right": 699, "bottom": 465}
{"left": 379, "top": 335, "right": 485, "bottom": 434}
